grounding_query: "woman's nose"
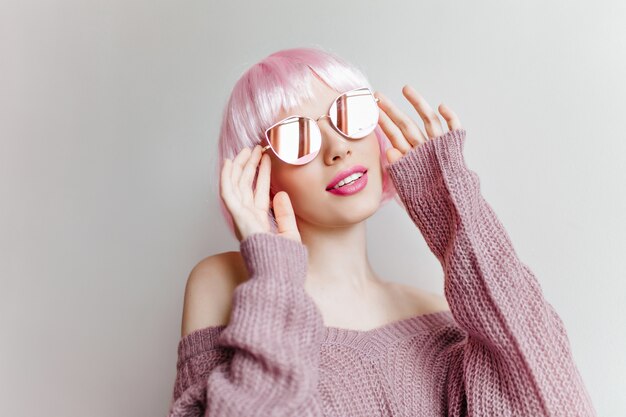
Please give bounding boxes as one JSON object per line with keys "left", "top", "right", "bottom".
{"left": 318, "top": 119, "right": 352, "bottom": 163}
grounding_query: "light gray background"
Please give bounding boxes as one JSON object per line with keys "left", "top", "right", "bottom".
{"left": 1, "top": 1, "right": 625, "bottom": 416}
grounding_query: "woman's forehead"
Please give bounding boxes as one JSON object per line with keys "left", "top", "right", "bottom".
{"left": 277, "top": 77, "right": 342, "bottom": 120}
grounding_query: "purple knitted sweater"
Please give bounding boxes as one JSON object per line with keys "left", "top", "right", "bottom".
{"left": 167, "top": 129, "right": 597, "bottom": 417}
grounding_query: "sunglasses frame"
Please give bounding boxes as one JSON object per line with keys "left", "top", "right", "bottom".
{"left": 260, "top": 86, "right": 380, "bottom": 165}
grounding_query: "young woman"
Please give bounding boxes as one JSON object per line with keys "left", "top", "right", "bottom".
{"left": 168, "top": 47, "right": 597, "bottom": 417}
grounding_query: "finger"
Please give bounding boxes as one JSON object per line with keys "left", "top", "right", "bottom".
{"left": 254, "top": 152, "right": 271, "bottom": 210}
{"left": 376, "top": 91, "right": 426, "bottom": 146}
{"left": 437, "top": 103, "right": 463, "bottom": 131}
{"left": 273, "top": 192, "right": 299, "bottom": 236}
{"left": 377, "top": 108, "right": 414, "bottom": 154}
{"left": 239, "top": 145, "right": 263, "bottom": 205}
{"left": 385, "top": 147, "right": 404, "bottom": 165}
{"left": 220, "top": 158, "right": 235, "bottom": 208}
{"left": 230, "top": 147, "right": 252, "bottom": 200}
{"left": 401, "top": 85, "right": 444, "bottom": 139}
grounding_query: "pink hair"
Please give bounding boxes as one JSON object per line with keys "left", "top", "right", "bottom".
{"left": 216, "top": 46, "right": 403, "bottom": 239}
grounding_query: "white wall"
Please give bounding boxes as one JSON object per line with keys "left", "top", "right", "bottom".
{"left": 1, "top": 0, "right": 624, "bottom": 416}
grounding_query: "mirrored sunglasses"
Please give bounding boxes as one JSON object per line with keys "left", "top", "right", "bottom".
{"left": 261, "top": 87, "right": 380, "bottom": 165}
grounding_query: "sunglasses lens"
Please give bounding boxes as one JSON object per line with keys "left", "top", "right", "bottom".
{"left": 329, "top": 88, "right": 379, "bottom": 138}
{"left": 265, "top": 116, "right": 322, "bottom": 165}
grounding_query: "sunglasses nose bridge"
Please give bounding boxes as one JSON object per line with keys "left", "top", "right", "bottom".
{"left": 314, "top": 114, "right": 339, "bottom": 137}
{"left": 316, "top": 114, "right": 347, "bottom": 142}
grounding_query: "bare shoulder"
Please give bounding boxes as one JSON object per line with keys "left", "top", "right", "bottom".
{"left": 180, "top": 250, "right": 247, "bottom": 338}
{"left": 389, "top": 282, "right": 451, "bottom": 315}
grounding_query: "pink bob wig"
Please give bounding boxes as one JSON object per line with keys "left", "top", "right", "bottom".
{"left": 216, "top": 46, "right": 403, "bottom": 239}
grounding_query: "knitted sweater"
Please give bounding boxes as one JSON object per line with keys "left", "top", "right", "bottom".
{"left": 167, "top": 128, "right": 597, "bottom": 417}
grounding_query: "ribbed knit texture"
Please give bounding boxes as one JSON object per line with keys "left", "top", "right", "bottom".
{"left": 167, "top": 128, "right": 597, "bottom": 417}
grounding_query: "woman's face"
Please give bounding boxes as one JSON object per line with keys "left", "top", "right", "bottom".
{"left": 266, "top": 76, "right": 384, "bottom": 228}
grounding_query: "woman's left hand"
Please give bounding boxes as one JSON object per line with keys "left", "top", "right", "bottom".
{"left": 374, "top": 85, "right": 464, "bottom": 164}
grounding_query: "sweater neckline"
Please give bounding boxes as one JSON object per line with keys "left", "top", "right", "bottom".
{"left": 323, "top": 309, "right": 453, "bottom": 337}
{"left": 177, "top": 310, "right": 455, "bottom": 362}
{"left": 321, "top": 309, "right": 454, "bottom": 349}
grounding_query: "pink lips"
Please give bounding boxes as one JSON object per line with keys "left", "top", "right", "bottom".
{"left": 326, "top": 171, "right": 368, "bottom": 196}
{"left": 325, "top": 165, "right": 368, "bottom": 190}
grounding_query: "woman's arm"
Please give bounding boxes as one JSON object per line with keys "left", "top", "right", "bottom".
{"left": 168, "top": 232, "right": 325, "bottom": 417}
{"left": 386, "top": 128, "right": 597, "bottom": 417}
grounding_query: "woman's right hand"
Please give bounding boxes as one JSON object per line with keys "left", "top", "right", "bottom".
{"left": 220, "top": 144, "right": 302, "bottom": 244}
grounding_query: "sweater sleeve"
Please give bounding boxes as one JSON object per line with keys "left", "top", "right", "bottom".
{"left": 167, "top": 232, "right": 326, "bottom": 417}
{"left": 385, "top": 128, "right": 597, "bottom": 417}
